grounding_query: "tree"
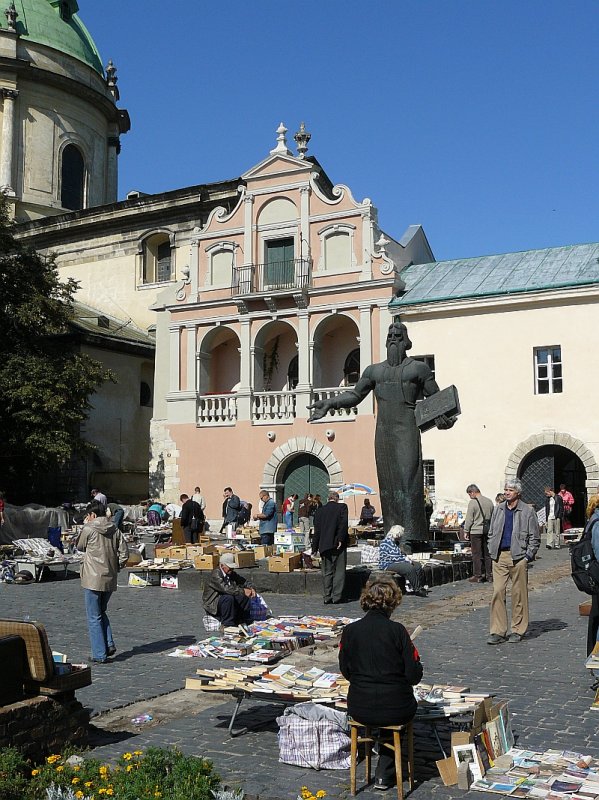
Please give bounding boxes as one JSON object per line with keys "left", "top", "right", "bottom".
{"left": 0, "top": 199, "right": 111, "bottom": 497}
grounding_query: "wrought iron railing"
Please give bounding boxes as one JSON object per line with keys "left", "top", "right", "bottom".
{"left": 232, "top": 259, "right": 311, "bottom": 294}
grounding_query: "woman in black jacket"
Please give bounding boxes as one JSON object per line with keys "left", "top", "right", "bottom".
{"left": 339, "top": 577, "right": 423, "bottom": 790}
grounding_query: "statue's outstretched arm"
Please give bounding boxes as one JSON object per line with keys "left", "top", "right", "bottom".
{"left": 308, "top": 370, "right": 375, "bottom": 421}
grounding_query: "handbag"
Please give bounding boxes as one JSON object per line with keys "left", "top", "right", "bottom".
{"left": 475, "top": 498, "right": 491, "bottom": 536}
{"left": 249, "top": 593, "right": 270, "bottom": 621}
{"left": 277, "top": 714, "right": 350, "bottom": 770}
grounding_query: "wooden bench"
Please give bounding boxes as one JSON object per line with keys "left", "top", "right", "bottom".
{"left": 0, "top": 619, "right": 91, "bottom": 697}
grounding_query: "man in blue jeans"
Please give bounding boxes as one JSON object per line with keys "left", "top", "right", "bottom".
{"left": 254, "top": 490, "right": 277, "bottom": 545}
{"left": 77, "top": 501, "right": 129, "bottom": 663}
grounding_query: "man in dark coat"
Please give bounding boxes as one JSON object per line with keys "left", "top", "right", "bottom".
{"left": 179, "top": 493, "right": 204, "bottom": 544}
{"left": 312, "top": 491, "right": 349, "bottom": 604}
{"left": 220, "top": 487, "right": 241, "bottom": 533}
{"left": 202, "top": 553, "right": 256, "bottom": 626}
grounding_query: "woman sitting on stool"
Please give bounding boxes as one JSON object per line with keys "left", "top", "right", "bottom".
{"left": 339, "top": 577, "right": 423, "bottom": 791}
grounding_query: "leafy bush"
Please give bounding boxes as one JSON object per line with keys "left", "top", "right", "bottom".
{"left": 0, "top": 747, "right": 220, "bottom": 800}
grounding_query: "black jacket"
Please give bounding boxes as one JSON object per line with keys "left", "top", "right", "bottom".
{"left": 544, "top": 493, "right": 564, "bottom": 521}
{"left": 180, "top": 499, "right": 203, "bottom": 528}
{"left": 339, "top": 609, "right": 423, "bottom": 726}
{"left": 312, "top": 501, "right": 349, "bottom": 555}
{"left": 202, "top": 566, "right": 254, "bottom": 616}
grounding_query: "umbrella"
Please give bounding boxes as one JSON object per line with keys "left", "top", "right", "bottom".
{"left": 334, "top": 483, "right": 377, "bottom": 517}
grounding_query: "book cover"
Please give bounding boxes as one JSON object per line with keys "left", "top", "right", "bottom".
{"left": 486, "top": 718, "right": 503, "bottom": 760}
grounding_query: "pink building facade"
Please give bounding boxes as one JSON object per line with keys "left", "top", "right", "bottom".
{"left": 151, "top": 125, "right": 434, "bottom": 519}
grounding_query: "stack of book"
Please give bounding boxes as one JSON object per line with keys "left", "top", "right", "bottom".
{"left": 470, "top": 748, "right": 599, "bottom": 797}
{"left": 185, "top": 663, "right": 349, "bottom": 705}
{"left": 168, "top": 615, "right": 355, "bottom": 661}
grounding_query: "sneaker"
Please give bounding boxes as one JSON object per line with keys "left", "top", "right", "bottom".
{"left": 91, "top": 658, "right": 108, "bottom": 664}
{"left": 508, "top": 633, "right": 522, "bottom": 643}
{"left": 487, "top": 634, "right": 507, "bottom": 645}
{"left": 414, "top": 589, "right": 428, "bottom": 597}
{"left": 468, "top": 576, "right": 482, "bottom": 583}
{"left": 107, "top": 646, "right": 116, "bottom": 657}
{"left": 546, "top": 545, "right": 553, "bottom": 549}
{"left": 374, "top": 780, "right": 390, "bottom": 791}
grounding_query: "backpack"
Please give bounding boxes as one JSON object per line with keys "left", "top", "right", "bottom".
{"left": 190, "top": 501, "right": 205, "bottom": 533}
{"left": 570, "top": 519, "right": 599, "bottom": 594}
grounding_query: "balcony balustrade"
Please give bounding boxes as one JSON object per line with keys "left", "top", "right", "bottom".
{"left": 252, "top": 390, "right": 297, "bottom": 422}
{"left": 310, "top": 387, "right": 358, "bottom": 417}
{"left": 197, "top": 386, "right": 358, "bottom": 426}
{"left": 197, "top": 393, "right": 238, "bottom": 426}
{"left": 232, "top": 258, "right": 311, "bottom": 295}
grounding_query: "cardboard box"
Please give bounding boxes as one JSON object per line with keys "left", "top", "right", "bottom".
{"left": 275, "top": 532, "right": 305, "bottom": 546}
{"left": 160, "top": 573, "right": 179, "bottom": 589}
{"left": 268, "top": 553, "right": 302, "bottom": 573}
{"left": 253, "top": 545, "right": 275, "bottom": 560}
{"left": 194, "top": 554, "right": 219, "bottom": 570}
{"left": 186, "top": 545, "right": 216, "bottom": 558}
{"left": 168, "top": 546, "right": 188, "bottom": 560}
{"left": 234, "top": 551, "right": 256, "bottom": 569}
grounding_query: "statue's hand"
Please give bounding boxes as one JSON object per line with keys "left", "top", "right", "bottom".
{"left": 434, "top": 414, "right": 456, "bottom": 430}
{"left": 307, "top": 400, "right": 330, "bottom": 422}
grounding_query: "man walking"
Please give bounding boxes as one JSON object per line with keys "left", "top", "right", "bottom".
{"left": 464, "top": 484, "right": 494, "bottom": 582}
{"left": 254, "top": 490, "right": 277, "bottom": 545}
{"left": 544, "top": 486, "right": 563, "bottom": 550}
{"left": 220, "top": 487, "right": 241, "bottom": 533}
{"left": 298, "top": 493, "right": 314, "bottom": 546}
{"left": 180, "top": 493, "right": 204, "bottom": 544}
{"left": 77, "top": 500, "right": 128, "bottom": 663}
{"left": 487, "top": 479, "right": 540, "bottom": 645}
{"left": 312, "top": 491, "right": 349, "bottom": 604}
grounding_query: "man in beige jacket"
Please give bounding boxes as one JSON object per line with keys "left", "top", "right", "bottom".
{"left": 78, "top": 500, "right": 129, "bottom": 663}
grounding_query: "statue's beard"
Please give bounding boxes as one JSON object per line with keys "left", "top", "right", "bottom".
{"left": 387, "top": 341, "right": 405, "bottom": 366}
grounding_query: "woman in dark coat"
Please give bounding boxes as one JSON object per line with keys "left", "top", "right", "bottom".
{"left": 339, "top": 577, "right": 423, "bottom": 790}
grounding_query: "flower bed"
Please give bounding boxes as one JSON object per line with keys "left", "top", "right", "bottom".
{"left": 0, "top": 747, "right": 220, "bottom": 800}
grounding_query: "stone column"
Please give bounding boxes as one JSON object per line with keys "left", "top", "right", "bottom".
{"left": 0, "top": 89, "right": 18, "bottom": 194}
{"left": 300, "top": 185, "right": 310, "bottom": 261}
{"left": 168, "top": 326, "right": 180, "bottom": 393}
{"left": 237, "top": 317, "right": 252, "bottom": 421}
{"left": 106, "top": 135, "right": 120, "bottom": 204}
{"left": 294, "top": 310, "right": 311, "bottom": 419}
{"left": 186, "top": 326, "right": 196, "bottom": 392}
{"left": 359, "top": 304, "right": 374, "bottom": 413}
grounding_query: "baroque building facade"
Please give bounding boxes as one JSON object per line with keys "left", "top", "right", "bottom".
{"left": 10, "top": 4, "right": 598, "bottom": 519}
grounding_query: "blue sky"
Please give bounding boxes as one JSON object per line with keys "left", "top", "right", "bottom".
{"left": 81, "top": 1, "right": 599, "bottom": 262}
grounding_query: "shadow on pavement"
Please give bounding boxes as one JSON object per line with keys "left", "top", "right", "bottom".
{"left": 525, "top": 618, "right": 568, "bottom": 639}
{"left": 112, "top": 636, "right": 196, "bottom": 661}
{"left": 88, "top": 725, "right": 138, "bottom": 748}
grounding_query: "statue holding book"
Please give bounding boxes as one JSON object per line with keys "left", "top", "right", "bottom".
{"left": 308, "top": 318, "right": 459, "bottom": 550}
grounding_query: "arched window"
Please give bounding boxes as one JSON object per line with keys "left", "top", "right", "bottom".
{"left": 60, "top": 144, "right": 85, "bottom": 210}
{"left": 344, "top": 348, "right": 360, "bottom": 386}
{"left": 143, "top": 233, "right": 172, "bottom": 284}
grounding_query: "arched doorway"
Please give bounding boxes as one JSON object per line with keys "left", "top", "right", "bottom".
{"left": 280, "top": 454, "right": 330, "bottom": 526}
{"left": 518, "top": 445, "right": 587, "bottom": 527}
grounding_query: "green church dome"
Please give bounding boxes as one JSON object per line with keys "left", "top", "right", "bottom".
{"left": 4, "top": 0, "right": 104, "bottom": 75}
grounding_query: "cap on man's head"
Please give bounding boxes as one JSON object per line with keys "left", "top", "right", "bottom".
{"left": 219, "top": 553, "right": 236, "bottom": 568}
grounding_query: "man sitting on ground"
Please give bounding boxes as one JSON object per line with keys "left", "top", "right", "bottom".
{"left": 379, "top": 525, "right": 428, "bottom": 597}
{"left": 202, "top": 553, "right": 256, "bottom": 626}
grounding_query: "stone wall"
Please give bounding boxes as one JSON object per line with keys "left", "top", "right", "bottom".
{"left": 0, "top": 695, "right": 89, "bottom": 762}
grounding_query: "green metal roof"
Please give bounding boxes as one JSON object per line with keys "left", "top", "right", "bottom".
{"left": 4, "top": 1, "right": 103, "bottom": 75}
{"left": 391, "top": 242, "right": 599, "bottom": 309}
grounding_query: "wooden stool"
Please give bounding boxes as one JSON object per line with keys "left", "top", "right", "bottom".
{"left": 349, "top": 719, "right": 414, "bottom": 800}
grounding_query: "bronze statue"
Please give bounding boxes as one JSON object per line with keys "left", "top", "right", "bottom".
{"left": 309, "top": 319, "right": 457, "bottom": 550}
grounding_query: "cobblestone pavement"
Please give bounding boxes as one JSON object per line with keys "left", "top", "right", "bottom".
{"left": 1, "top": 547, "right": 594, "bottom": 799}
